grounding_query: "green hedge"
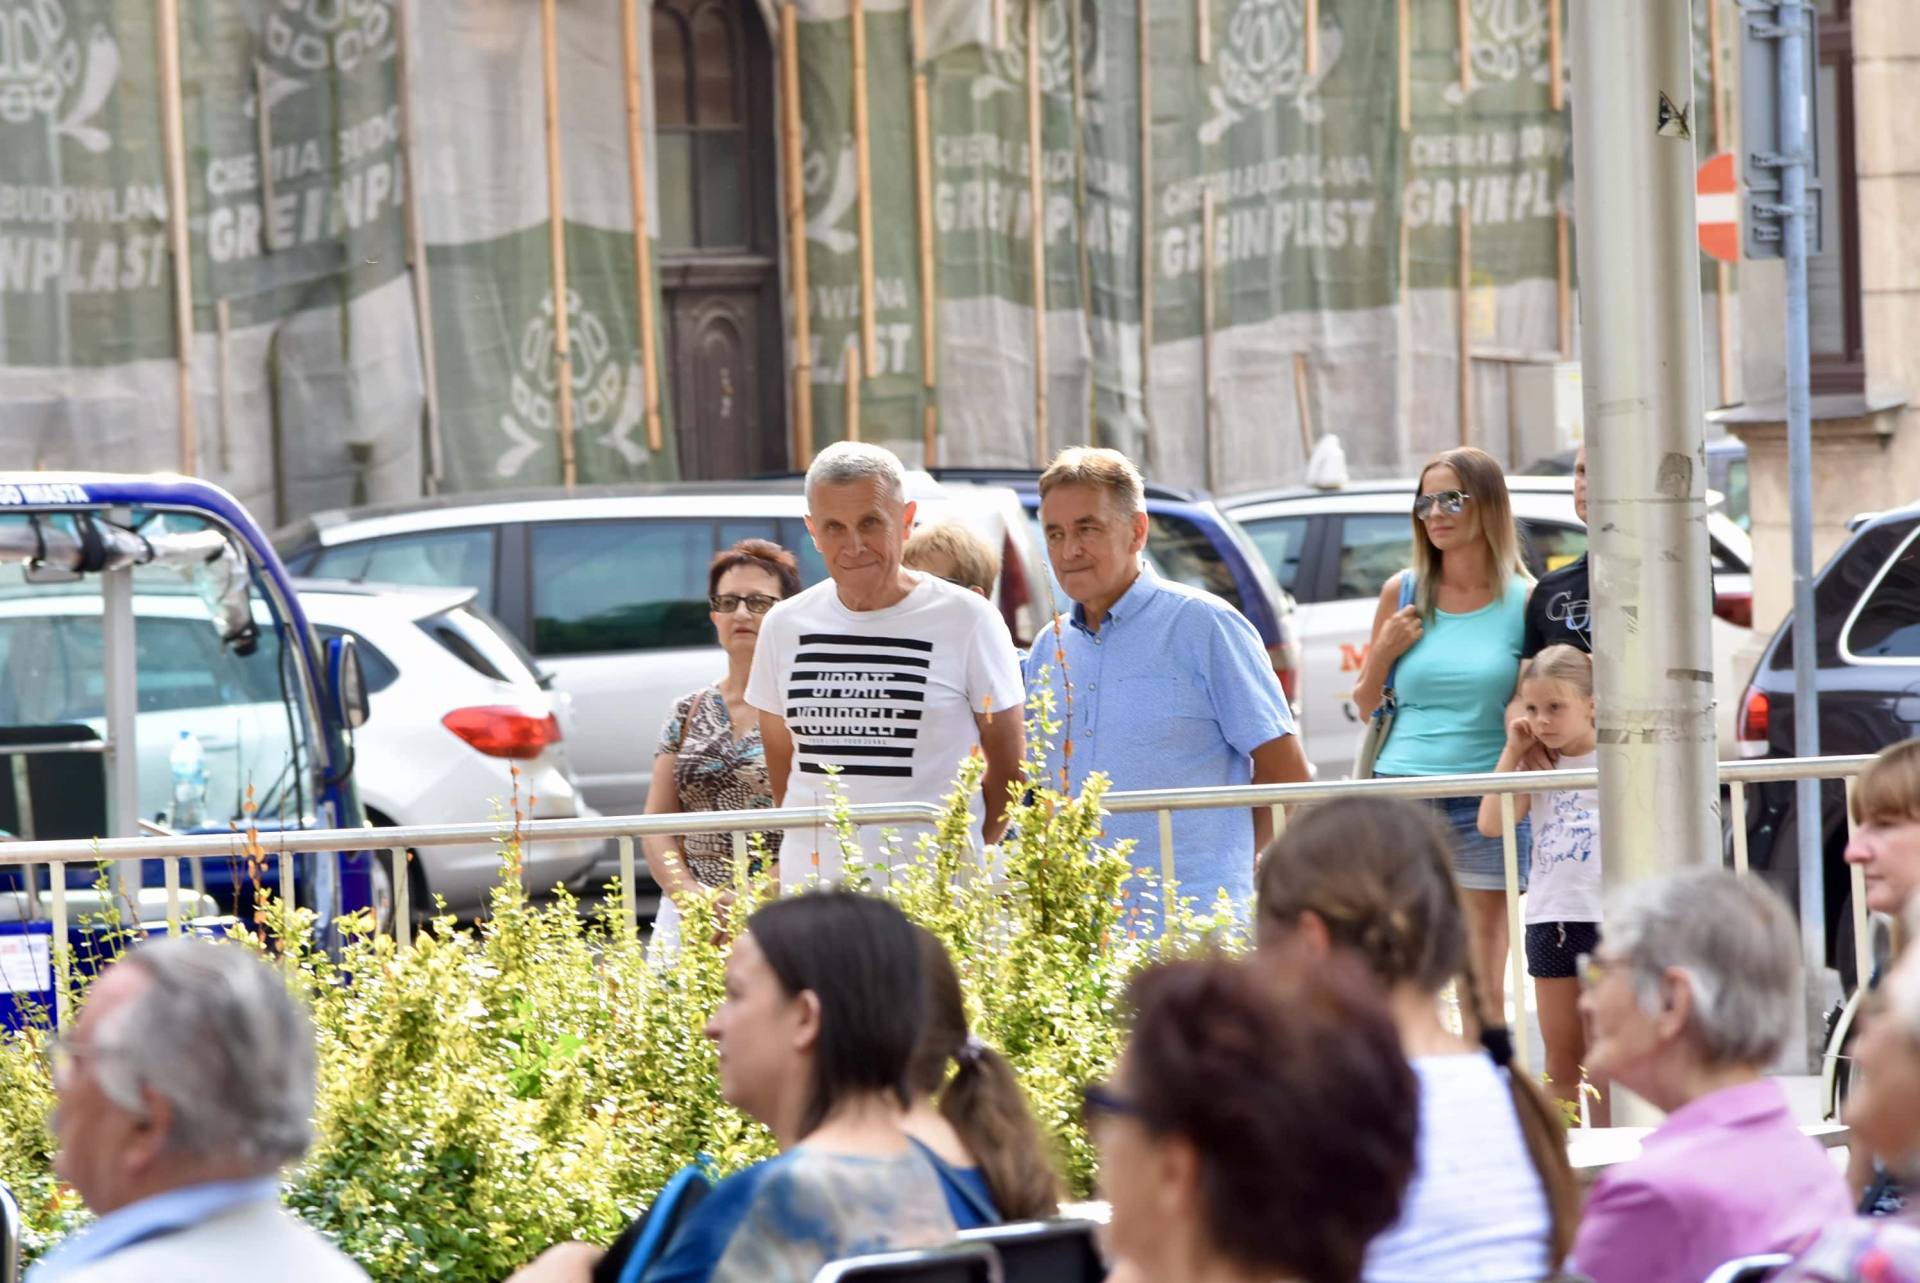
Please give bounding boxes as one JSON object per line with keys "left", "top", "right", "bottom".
{"left": 0, "top": 701, "right": 1237, "bottom": 1282}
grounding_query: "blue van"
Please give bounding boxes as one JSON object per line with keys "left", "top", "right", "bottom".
{"left": 0, "top": 475, "right": 374, "bottom": 1022}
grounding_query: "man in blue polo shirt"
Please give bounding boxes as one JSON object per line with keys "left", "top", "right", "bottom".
{"left": 1023, "top": 447, "right": 1309, "bottom": 930}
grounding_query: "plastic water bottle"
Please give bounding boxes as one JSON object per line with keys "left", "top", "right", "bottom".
{"left": 170, "top": 730, "right": 208, "bottom": 830}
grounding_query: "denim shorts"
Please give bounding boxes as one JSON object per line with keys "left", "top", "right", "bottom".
{"left": 1377, "top": 782, "right": 1530, "bottom": 893}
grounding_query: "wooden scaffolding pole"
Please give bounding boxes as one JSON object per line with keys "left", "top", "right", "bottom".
{"left": 1557, "top": 210, "right": 1573, "bottom": 358}
{"left": 1069, "top": 0, "right": 1095, "bottom": 445}
{"left": 1293, "top": 351, "right": 1315, "bottom": 459}
{"left": 1197, "top": 0, "right": 1211, "bottom": 65}
{"left": 621, "top": 0, "right": 666, "bottom": 454}
{"left": 1458, "top": 206, "right": 1472, "bottom": 445}
{"left": 540, "top": 0, "right": 577, "bottom": 487}
{"left": 1708, "top": 0, "right": 1734, "bottom": 404}
{"left": 912, "top": 0, "right": 938, "bottom": 463}
{"left": 1548, "top": 0, "right": 1563, "bottom": 111}
{"left": 1306, "top": 0, "right": 1319, "bottom": 78}
{"left": 845, "top": 344, "right": 862, "bottom": 442}
{"left": 1138, "top": 0, "right": 1153, "bottom": 431}
{"left": 852, "top": 0, "right": 877, "bottom": 377}
{"left": 779, "top": 5, "right": 815, "bottom": 466}
{"left": 1028, "top": 0, "right": 1049, "bottom": 465}
{"left": 993, "top": 0, "right": 1007, "bottom": 50}
{"left": 156, "top": 0, "right": 196, "bottom": 474}
{"left": 395, "top": 0, "right": 445, "bottom": 489}
{"left": 1397, "top": 0, "right": 1411, "bottom": 133}
{"left": 1456, "top": 0, "right": 1472, "bottom": 95}
{"left": 1200, "top": 188, "right": 1216, "bottom": 490}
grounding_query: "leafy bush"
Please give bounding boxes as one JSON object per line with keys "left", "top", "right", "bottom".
{"left": 0, "top": 694, "right": 1236, "bottom": 1281}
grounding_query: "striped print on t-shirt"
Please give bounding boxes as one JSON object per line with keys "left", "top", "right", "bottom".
{"left": 745, "top": 573, "right": 1024, "bottom": 888}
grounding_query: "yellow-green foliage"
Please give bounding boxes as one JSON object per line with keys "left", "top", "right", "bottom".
{"left": 0, "top": 694, "right": 1240, "bottom": 1281}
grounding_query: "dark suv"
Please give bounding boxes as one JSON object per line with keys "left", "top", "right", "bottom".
{"left": 1735, "top": 499, "right": 1920, "bottom": 978}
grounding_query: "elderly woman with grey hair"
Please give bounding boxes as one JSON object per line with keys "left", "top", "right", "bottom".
{"left": 30, "top": 936, "right": 365, "bottom": 1283}
{"left": 1568, "top": 868, "right": 1851, "bottom": 1283}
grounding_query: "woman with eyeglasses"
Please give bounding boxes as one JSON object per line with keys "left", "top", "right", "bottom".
{"left": 1089, "top": 956, "right": 1418, "bottom": 1283}
{"left": 644, "top": 539, "right": 801, "bottom": 952}
{"left": 1351, "top": 446, "right": 1536, "bottom": 1020}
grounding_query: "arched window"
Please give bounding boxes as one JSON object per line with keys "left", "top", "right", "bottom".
{"left": 653, "top": 0, "right": 749, "bottom": 251}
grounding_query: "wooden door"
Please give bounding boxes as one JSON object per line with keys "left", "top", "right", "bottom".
{"left": 651, "top": 0, "right": 785, "bottom": 478}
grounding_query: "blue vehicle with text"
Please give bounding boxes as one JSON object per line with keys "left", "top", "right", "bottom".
{"left": 0, "top": 474, "right": 376, "bottom": 1025}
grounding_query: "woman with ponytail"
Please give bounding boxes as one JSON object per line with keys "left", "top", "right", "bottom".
{"left": 1255, "top": 795, "right": 1577, "bottom": 1283}
{"left": 901, "top": 928, "right": 1062, "bottom": 1227}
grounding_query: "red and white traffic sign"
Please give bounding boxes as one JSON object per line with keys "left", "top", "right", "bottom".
{"left": 1697, "top": 152, "right": 1740, "bottom": 262}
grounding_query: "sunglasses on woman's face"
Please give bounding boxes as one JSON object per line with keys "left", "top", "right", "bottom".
{"left": 710, "top": 593, "right": 779, "bottom": 616}
{"left": 1080, "top": 1081, "right": 1144, "bottom": 1126}
{"left": 1413, "top": 489, "right": 1472, "bottom": 521}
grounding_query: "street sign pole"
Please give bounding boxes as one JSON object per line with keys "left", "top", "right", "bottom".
{"left": 1774, "top": 0, "right": 1826, "bottom": 1023}
{"left": 1568, "top": 1, "right": 1720, "bottom": 909}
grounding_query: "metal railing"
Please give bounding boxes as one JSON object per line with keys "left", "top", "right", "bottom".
{"left": 0, "top": 756, "right": 1877, "bottom": 1042}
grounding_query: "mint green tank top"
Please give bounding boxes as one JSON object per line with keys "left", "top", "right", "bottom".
{"left": 1373, "top": 575, "right": 1530, "bottom": 777}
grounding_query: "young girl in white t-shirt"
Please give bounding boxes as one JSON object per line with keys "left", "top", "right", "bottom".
{"left": 1477, "top": 644, "right": 1607, "bottom": 1126}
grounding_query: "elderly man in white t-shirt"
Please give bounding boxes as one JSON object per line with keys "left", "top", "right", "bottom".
{"left": 748, "top": 443, "right": 1025, "bottom": 888}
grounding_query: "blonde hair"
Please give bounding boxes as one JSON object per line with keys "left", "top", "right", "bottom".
{"left": 1853, "top": 739, "right": 1920, "bottom": 827}
{"left": 1037, "top": 447, "right": 1146, "bottom": 519}
{"left": 1521, "top": 644, "right": 1594, "bottom": 700}
{"left": 904, "top": 522, "right": 1001, "bottom": 595}
{"left": 1411, "top": 447, "right": 1530, "bottom": 620}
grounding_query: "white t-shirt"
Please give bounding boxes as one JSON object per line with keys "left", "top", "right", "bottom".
{"left": 1365, "top": 1054, "right": 1555, "bottom": 1283}
{"left": 745, "top": 572, "right": 1024, "bottom": 889}
{"left": 1525, "top": 749, "right": 1602, "bottom": 924}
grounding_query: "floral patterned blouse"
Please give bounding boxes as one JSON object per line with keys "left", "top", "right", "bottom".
{"left": 657, "top": 686, "right": 779, "bottom": 887}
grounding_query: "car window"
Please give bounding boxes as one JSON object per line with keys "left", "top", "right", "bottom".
{"left": 531, "top": 520, "right": 713, "bottom": 656}
{"left": 310, "top": 530, "right": 497, "bottom": 613}
{"left": 422, "top": 606, "right": 543, "bottom": 687}
{"left": 1723, "top": 459, "right": 1750, "bottom": 531}
{"left": 1336, "top": 516, "right": 1411, "bottom": 601}
{"left": 1523, "top": 522, "right": 1588, "bottom": 574}
{"left": 779, "top": 518, "right": 830, "bottom": 587}
{"left": 313, "top": 626, "right": 400, "bottom": 693}
{"left": 1146, "top": 514, "right": 1241, "bottom": 608}
{"left": 1846, "top": 533, "right": 1920, "bottom": 660}
{"left": 1240, "top": 516, "right": 1309, "bottom": 596}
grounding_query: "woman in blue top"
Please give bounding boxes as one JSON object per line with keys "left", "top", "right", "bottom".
{"left": 1353, "top": 447, "right": 1536, "bottom": 1021}
{"left": 508, "top": 891, "right": 956, "bottom": 1283}
{"left": 902, "top": 928, "right": 1061, "bottom": 1228}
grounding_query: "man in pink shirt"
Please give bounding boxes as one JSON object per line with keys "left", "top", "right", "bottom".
{"left": 1572, "top": 868, "right": 1853, "bottom": 1283}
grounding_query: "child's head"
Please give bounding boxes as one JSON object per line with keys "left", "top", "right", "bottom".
{"left": 1518, "top": 645, "right": 1595, "bottom": 751}
{"left": 904, "top": 522, "right": 1000, "bottom": 597}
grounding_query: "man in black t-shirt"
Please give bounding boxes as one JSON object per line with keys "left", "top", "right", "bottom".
{"left": 1522, "top": 444, "right": 1592, "bottom": 659}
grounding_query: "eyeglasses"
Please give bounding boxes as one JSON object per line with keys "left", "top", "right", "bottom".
{"left": 1413, "top": 489, "right": 1472, "bottom": 521}
{"left": 709, "top": 593, "right": 779, "bottom": 616}
{"left": 1080, "top": 1082, "right": 1144, "bottom": 1125}
{"left": 1576, "top": 952, "right": 1617, "bottom": 989}
{"left": 39, "top": 1031, "right": 109, "bottom": 1087}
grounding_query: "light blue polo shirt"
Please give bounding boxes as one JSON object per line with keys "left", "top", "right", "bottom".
{"left": 1022, "top": 562, "right": 1296, "bottom": 932}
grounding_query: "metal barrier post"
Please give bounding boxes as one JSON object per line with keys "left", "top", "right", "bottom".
{"left": 1157, "top": 810, "right": 1176, "bottom": 913}
{"left": 1730, "top": 781, "right": 1750, "bottom": 876}
{"left": 279, "top": 850, "right": 296, "bottom": 916}
{"left": 163, "top": 856, "right": 181, "bottom": 936}
{"left": 733, "top": 830, "right": 750, "bottom": 885}
{"left": 617, "top": 837, "right": 638, "bottom": 936}
{"left": 1268, "top": 804, "right": 1286, "bottom": 842}
{"left": 50, "top": 873, "right": 68, "bottom": 1026}
{"left": 390, "top": 849, "right": 410, "bottom": 950}
{"left": 1499, "top": 792, "right": 1529, "bottom": 1073}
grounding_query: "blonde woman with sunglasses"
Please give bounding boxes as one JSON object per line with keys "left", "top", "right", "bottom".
{"left": 1352, "top": 446, "right": 1536, "bottom": 1019}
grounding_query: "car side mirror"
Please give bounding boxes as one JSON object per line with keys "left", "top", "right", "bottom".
{"left": 327, "top": 633, "right": 371, "bottom": 729}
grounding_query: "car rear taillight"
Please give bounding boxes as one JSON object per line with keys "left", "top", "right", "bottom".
{"left": 1737, "top": 687, "right": 1770, "bottom": 759}
{"left": 1268, "top": 644, "right": 1299, "bottom": 704}
{"left": 1714, "top": 588, "right": 1753, "bottom": 629}
{"left": 999, "top": 531, "right": 1033, "bottom": 646}
{"left": 442, "top": 706, "right": 563, "bottom": 759}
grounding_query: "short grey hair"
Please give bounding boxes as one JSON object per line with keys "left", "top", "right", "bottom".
{"left": 90, "top": 936, "right": 316, "bottom": 1172}
{"left": 805, "top": 442, "right": 906, "bottom": 504}
{"left": 1604, "top": 868, "right": 1799, "bottom": 1068}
